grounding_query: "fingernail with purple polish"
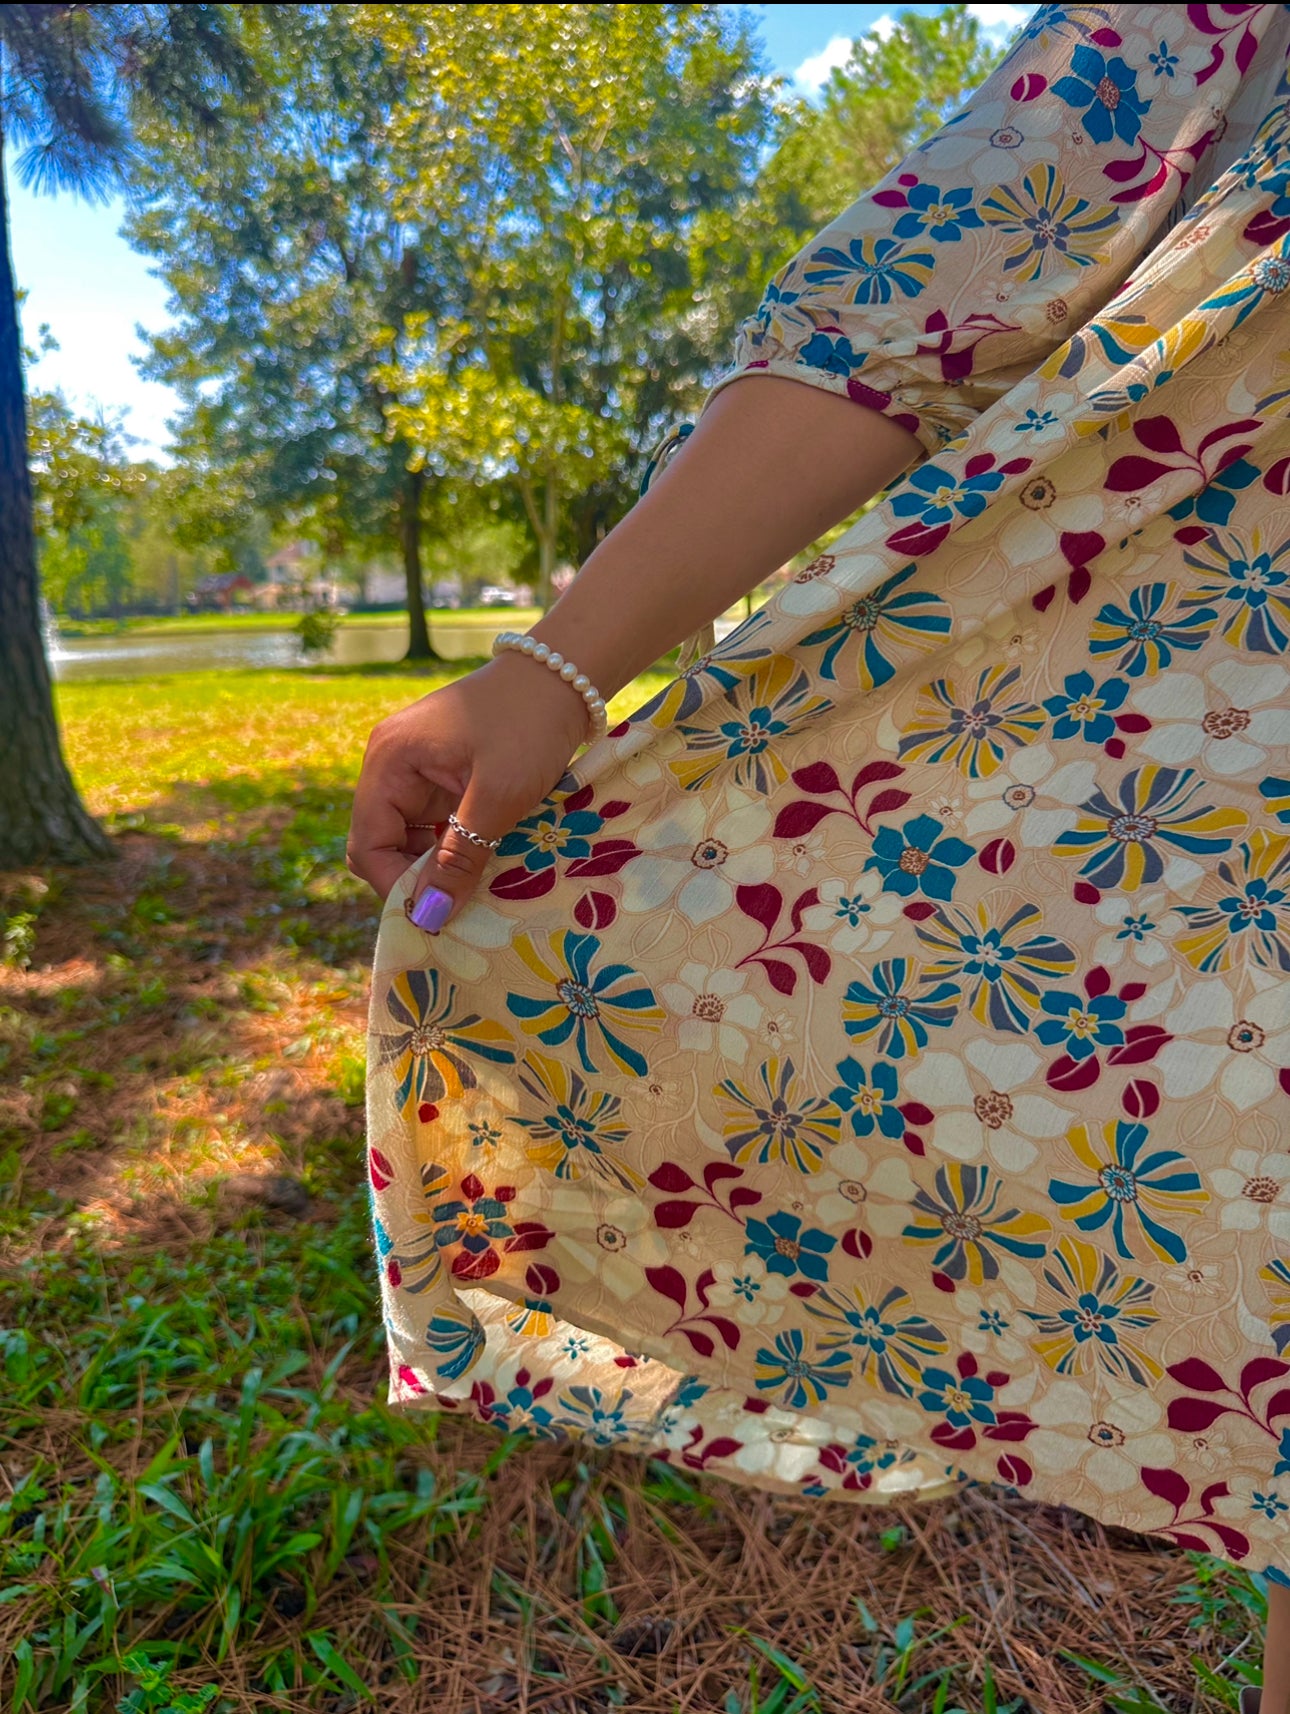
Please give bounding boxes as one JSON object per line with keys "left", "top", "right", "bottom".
{"left": 410, "top": 887, "right": 453, "bottom": 933}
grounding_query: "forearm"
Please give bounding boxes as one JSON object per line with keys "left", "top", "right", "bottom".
{"left": 528, "top": 375, "right": 921, "bottom": 701}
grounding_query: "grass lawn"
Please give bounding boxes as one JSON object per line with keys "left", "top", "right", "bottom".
{"left": 0, "top": 664, "right": 1270, "bottom": 1714}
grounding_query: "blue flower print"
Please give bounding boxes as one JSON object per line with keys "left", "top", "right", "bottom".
{"left": 1052, "top": 46, "right": 1150, "bottom": 146}
{"left": 496, "top": 800, "right": 604, "bottom": 874}
{"left": 744, "top": 1209, "right": 836, "bottom": 1283}
{"left": 754, "top": 1327, "right": 853, "bottom": 1409}
{"left": 1035, "top": 987, "right": 1127, "bottom": 1061}
{"left": 1252, "top": 1490, "right": 1289, "bottom": 1522}
{"left": 893, "top": 182, "right": 983, "bottom": 244}
{"left": 890, "top": 460, "right": 1007, "bottom": 529}
{"left": 802, "top": 235, "right": 934, "bottom": 305}
{"left": 797, "top": 329, "right": 861, "bottom": 376}
{"left": 1043, "top": 669, "right": 1130, "bottom": 744}
{"left": 830, "top": 1057, "right": 906, "bottom": 1141}
{"left": 842, "top": 959, "right": 961, "bottom": 1060}
{"left": 1278, "top": 1427, "right": 1290, "bottom": 1480}
{"left": 1168, "top": 458, "right": 1260, "bottom": 528}
{"left": 1016, "top": 408, "right": 1059, "bottom": 433}
{"left": 1088, "top": 582, "right": 1215, "bottom": 676}
{"left": 918, "top": 1361, "right": 1000, "bottom": 1431}
{"left": 865, "top": 812, "right": 975, "bottom": 901}
{"left": 1147, "top": 39, "right": 1179, "bottom": 77}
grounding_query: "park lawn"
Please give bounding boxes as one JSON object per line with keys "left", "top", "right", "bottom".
{"left": 0, "top": 665, "right": 1270, "bottom": 1714}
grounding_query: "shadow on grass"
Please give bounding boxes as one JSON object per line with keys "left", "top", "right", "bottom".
{"left": 0, "top": 765, "right": 385, "bottom": 1261}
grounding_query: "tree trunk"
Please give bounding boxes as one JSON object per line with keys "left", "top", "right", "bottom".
{"left": 0, "top": 146, "right": 112, "bottom": 869}
{"left": 398, "top": 465, "right": 438, "bottom": 661}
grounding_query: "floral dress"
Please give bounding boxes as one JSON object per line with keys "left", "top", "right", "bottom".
{"left": 366, "top": 4, "right": 1290, "bottom": 1582}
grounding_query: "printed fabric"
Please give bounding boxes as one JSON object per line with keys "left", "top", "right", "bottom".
{"left": 367, "top": 5, "right": 1290, "bottom": 1581}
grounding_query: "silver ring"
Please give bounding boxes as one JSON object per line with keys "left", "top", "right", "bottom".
{"left": 447, "top": 810, "right": 500, "bottom": 851}
{"left": 405, "top": 822, "right": 438, "bottom": 830}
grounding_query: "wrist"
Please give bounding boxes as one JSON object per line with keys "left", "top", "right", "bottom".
{"left": 477, "top": 651, "right": 597, "bottom": 746}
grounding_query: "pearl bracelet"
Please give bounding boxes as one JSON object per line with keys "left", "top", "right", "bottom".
{"left": 491, "top": 631, "right": 609, "bottom": 741}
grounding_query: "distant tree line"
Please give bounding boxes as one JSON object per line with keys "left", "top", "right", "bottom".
{"left": 0, "top": 1, "right": 1003, "bottom": 863}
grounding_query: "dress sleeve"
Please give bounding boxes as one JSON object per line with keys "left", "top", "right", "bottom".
{"left": 710, "top": 3, "right": 1290, "bottom": 454}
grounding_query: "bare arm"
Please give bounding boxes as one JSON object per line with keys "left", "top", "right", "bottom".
{"left": 347, "top": 376, "right": 920, "bottom": 914}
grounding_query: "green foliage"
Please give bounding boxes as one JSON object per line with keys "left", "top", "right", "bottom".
{"left": 759, "top": 6, "right": 1007, "bottom": 234}
{"left": 295, "top": 607, "right": 341, "bottom": 657}
{"left": 374, "top": 2, "right": 775, "bottom": 600}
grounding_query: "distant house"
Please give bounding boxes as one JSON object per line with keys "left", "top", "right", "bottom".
{"left": 189, "top": 572, "right": 255, "bottom": 611}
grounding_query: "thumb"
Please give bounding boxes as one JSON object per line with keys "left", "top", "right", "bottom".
{"left": 408, "top": 781, "right": 509, "bottom": 934}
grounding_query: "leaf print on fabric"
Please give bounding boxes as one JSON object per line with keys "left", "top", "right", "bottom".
{"left": 1048, "top": 1119, "right": 1209, "bottom": 1265}
{"left": 842, "top": 958, "right": 961, "bottom": 1060}
{"left": 1088, "top": 582, "right": 1216, "bottom": 677}
{"left": 1180, "top": 527, "right": 1290, "bottom": 652}
{"left": 1051, "top": 45, "right": 1151, "bottom": 146}
{"left": 754, "top": 1327, "right": 854, "bottom": 1409}
{"left": 1023, "top": 1235, "right": 1163, "bottom": 1385}
{"left": 715, "top": 1057, "right": 843, "bottom": 1174}
{"left": 510, "top": 1051, "right": 642, "bottom": 1190}
{"left": 865, "top": 812, "right": 975, "bottom": 902}
{"left": 806, "top": 1282, "right": 949, "bottom": 1395}
{"left": 506, "top": 931, "right": 664, "bottom": 1078}
{"left": 671, "top": 655, "right": 831, "bottom": 794}
{"left": 980, "top": 164, "right": 1120, "bottom": 279}
{"left": 1175, "top": 831, "right": 1290, "bottom": 973}
{"left": 902, "top": 1161, "right": 1050, "bottom": 1284}
{"left": 915, "top": 898, "right": 1077, "bottom": 1033}
{"left": 798, "top": 565, "right": 950, "bottom": 691}
{"left": 898, "top": 665, "right": 1046, "bottom": 778}
{"left": 801, "top": 234, "right": 934, "bottom": 304}
{"left": 375, "top": 968, "right": 516, "bottom": 1120}
{"left": 1052, "top": 764, "right": 1246, "bottom": 890}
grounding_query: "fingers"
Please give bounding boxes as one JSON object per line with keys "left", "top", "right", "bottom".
{"left": 409, "top": 779, "right": 511, "bottom": 932}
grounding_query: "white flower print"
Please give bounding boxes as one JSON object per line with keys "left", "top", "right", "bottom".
{"left": 927, "top": 790, "right": 965, "bottom": 826}
{"left": 957, "top": 1286, "right": 1033, "bottom": 1363}
{"left": 963, "top": 742, "right": 1099, "bottom": 844}
{"left": 1156, "top": 978, "right": 1290, "bottom": 1110}
{"left": 549, "top": 1189, "right": 672, "bottom": 1301}
{"left": 705, "top": 1254, "right": 790, "bottom": 1325}
{"left": 621, "top": 791, "right": 773, "bottom": 923}
{"left": 903, "top": 1039, "right": 1073, "bottom": 1173}
{"left": 1131, "top": 661, "right": 1290, "bottom": 778}
{"left": 809, "top": 1140, "right": 877, "bottom": 1227}
{"left": 1092, "top": 890, "right": 1181, "bottom": 970}
{"left": 1209, "top": 1144, "right": 1290, "bottom": 1241}
{"left": 759, "top": 1007, "right": 799, "bottom": 1050}
{"left": 661, "top": 962, "right": 764, "bottom": 1059}
{"left": 1029, "top": 1380, "right": 1175, "bottom": 1494}
{"left": 800, "top": 871, "right": 902, "bottom": 955}
{"left": 777, "top": 829, "right": 828, "bottom": 876}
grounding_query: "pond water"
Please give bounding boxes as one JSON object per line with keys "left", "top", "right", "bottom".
{"left": 49, "top": 615, "right": 743, "bottom": 682}
{"left": 49, "top": 619, "right": 504, "bottom": 682}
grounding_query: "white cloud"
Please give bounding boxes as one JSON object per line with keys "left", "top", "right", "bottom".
{"left": 967, "top": 3, "right": 1035, "bottom": 38}
{"left": 871, "top": 14, "right": 897, "bottom": 41}
{"left": 792, "top": 33, "right": 854, "bottom": 94}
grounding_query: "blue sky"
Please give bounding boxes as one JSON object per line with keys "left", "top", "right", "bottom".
{"left": 9, "top": 2, "right": 1030, "bottom": 460}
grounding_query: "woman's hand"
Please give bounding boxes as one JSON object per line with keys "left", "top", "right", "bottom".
{"left": 346, "top": 653, "right": 591, "bottom": 926}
